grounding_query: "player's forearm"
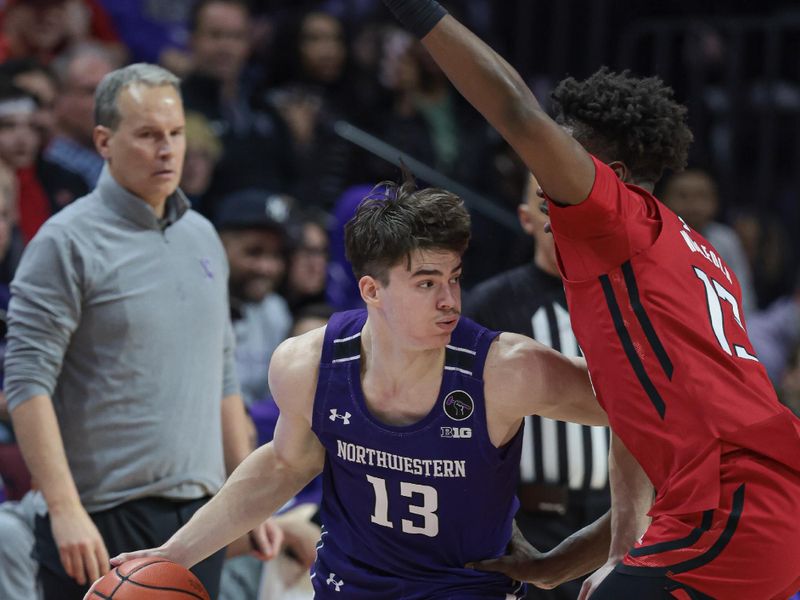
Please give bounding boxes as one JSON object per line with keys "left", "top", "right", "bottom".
{"left": 10, "top": 395, "right": 83, "bottom": 512}
{"left": 164, "top": 442, "right": 318, "bottom": 568}
{"left": 423, "top": 16, "right": 546, "bottom": 144}
{"left": 608, "top": 434, "right": 652, "bottom": 561}
{"left": 537, "top": 510, "right": 611, "bottom": 586}
{"left": 221, "top": 393, "right": 254, "bottom": 474}
{"left": 382, "top": 1, "right": 544, "bottom": 140}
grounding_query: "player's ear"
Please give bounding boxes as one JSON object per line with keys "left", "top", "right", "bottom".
{"left": 518, "top": 203, "right": 535, "bottom": 236}
{"left": 608, "top": 160, "right": 631, "bottom": 183}
{"left": 359, "top": 275, "right": 381, "bottom": 306}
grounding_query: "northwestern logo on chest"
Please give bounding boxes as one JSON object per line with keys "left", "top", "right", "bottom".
{"left": 335, "top": 440, "right": 467, "bottom": 478}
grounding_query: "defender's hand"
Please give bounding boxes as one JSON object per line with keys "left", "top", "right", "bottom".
{"left": 578, "top": 561, "right": 616, "bottom": 600}
{"left": 466, "top": 522, "right": 558, "bottom": 589}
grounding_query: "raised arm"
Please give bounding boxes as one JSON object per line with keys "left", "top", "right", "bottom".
{"left": 111, "top": 331, "right": 327, "bottom": 569}
{"left": 381, "top": 0, "right": 594, "bottom": 204}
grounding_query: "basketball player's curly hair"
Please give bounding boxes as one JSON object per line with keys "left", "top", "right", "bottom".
{"left": 345, "top": 174, "right": 470, "bottom": 285}
{"left": 551, "top": 67, "right": 693, "bottom": 184}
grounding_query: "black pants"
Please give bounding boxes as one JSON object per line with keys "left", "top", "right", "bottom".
{"left": 34, "top": 496, "right": 226, "bottom": 600}
{"left": 591, "top": 569, "right": 714, "bottom": 599}
{"left": 517, "top": 489, "right": 611, "bottom": 600}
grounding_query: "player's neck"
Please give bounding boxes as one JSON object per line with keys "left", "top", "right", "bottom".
{"left": 533, "top": 251, "right": 560, "bottom": 278}
{"left": 360, "top": 320, "right": 445, "bottom": 389}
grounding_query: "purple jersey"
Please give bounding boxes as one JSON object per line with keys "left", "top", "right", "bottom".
{"left": 311, "top": 310, "right": 526, "bottom": 599}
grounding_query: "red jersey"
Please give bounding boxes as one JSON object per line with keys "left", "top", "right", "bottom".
{"left": 548, "top": 156, "right": 800, "bottom": 518}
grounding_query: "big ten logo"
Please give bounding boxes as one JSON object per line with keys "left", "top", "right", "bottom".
{"left": 440, "top": 426, "right": 472, "bottom": 439}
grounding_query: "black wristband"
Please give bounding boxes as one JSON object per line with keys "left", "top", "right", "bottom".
{"left": 382, "top": 0, "right": 448, "bottom": 39}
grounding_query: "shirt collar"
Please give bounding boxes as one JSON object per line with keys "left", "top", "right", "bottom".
{"left": 96, "top": 164, "right": 190, "bottom": 230}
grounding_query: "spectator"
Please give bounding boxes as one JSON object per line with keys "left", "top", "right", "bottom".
{"left": 0, "top": 0, "right": 124, "bottom": 65}
{"left": 215, "top": 188, "right": 293, "bottom": 406}
{"left": 0, "top": 58, "right": 59, "bottom": 142}
{"left": 326, "top": 183, "right": 371, "bottom": 311}
{"left": 5, "top": 63, "right": 280, "bottom": 600}
{"left": 660, "top": 168, "right": 756, "bottom": 314}
{"left": 268, "top": 8, "right": 351, "bottom": 116}
{"left": 464, "top": 173, "right": 610, "bottom": 600}
{"left": 282, "top": 209, "right": 330, "bottom": 314}
{"left": 97, "top": 0, "right": 195, "bottom": 71}
{"left": 265, "top": 8, "right": 357, "bottom": 207}
{"left": 289, "top": 301, "right": 335, "bottom": 337}
{"left": 748, "top": 275, "right": 800, "bottom": 385}
{"left": 183, "top": 0, "right": 292, "bottom": 210}
{"left": 0, "top": 82, "right": 87, "bottom": 242}
{"left": 733, "top": 208, "right": 795, "bottom": 308}
{"left": 180, "top": 111, "right": 223, "bottom": 210}
{"left": 214, "top": 191, "right": 312, "bottom": 600}
{"left": 0, "top": 490, "right": 46, "bottom": 600}
{"left": 45, "top": 43, "right": 118, "bottom": 188}
{"left": 0, "top": 160, "right": 23, "bottom": 284}
{"left": 368, "top": 26, "right": 489, "bottom": 185}
{"left": 780, "top": 345, "right": 800, "bottom": 418}
{"left": 244, "top": 303, "right": 334, "bottom": 600}
{"left": 0, "top": 161, "right": 28, "bottom": 501}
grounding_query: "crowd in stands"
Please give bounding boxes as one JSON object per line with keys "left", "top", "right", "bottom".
{"left": 0, "top": 0, "right": 797, "bottom": 598}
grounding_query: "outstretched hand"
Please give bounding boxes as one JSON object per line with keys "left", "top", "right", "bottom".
{"left": 466, "top": 522, "right": 559, "bottom": 589}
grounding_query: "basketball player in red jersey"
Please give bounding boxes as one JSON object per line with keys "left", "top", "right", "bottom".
{"left": 381, "top": 1, "right": 800, "bottom": 598}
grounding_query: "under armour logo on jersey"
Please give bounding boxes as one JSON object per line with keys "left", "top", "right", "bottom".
{"left": 329, "top": 409, "right": 351, "bottom": 424}
{"left": 326, "top": 572, "right": 344, "bottom": 592}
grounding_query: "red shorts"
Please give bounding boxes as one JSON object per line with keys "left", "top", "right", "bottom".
{"left": 620, "top": 451, "right": 800, "bottom": 599}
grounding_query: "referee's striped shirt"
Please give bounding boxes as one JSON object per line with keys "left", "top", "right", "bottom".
{"left": 464, "top": 263, "right": 609, "bottom": 491}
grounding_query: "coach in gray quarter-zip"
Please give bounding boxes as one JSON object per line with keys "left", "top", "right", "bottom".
{"left": 3, "top": 63, "right": 276, "bottom": 600}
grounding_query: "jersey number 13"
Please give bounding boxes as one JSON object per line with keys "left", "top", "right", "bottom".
{"left": 366, "top": 475, "right": 439, "bottom": 537}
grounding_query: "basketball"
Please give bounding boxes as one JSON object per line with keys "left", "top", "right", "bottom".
{"left": 83, "top": 558, "right": 209, "bottom": 600}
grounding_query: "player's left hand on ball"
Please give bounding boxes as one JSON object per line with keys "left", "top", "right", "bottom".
{"left": 109, "top": 546, "right": 170, "bottom": 567}
{"left": 465, "top": 522, "right": 556, "bottom": 589}
{"left": 249, "top": 517, "right": 285, "bottom": 561}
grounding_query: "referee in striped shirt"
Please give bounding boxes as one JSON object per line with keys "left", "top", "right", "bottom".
{"left": 464, "top": 173, "right": 610, "bottom": 599}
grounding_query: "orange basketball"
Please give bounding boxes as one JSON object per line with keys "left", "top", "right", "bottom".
{"left": 83, "top": 558, "right": 210, "bottom": 599}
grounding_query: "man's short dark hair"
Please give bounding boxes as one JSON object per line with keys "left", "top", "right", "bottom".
{"left": 345, "top": 176, "right": 471, "bottom": 285}
{"left": 551, "top": 67, "right": 693, "bottom": 184}
{"left": 189, "top": 0, "right": 251, "bottom": 34}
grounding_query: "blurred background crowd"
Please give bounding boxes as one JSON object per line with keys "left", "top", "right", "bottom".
{"left": 0, "top": 0, "right": 797, "bottom": 507}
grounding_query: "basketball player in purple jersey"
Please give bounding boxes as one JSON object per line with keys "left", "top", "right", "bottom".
{"left": 111, "top": 180, "right": 611, "bottom": 598}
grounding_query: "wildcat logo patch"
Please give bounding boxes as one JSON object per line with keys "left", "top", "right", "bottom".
{"left": 443, "top": 390, "right": 474, "bottom": 421}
